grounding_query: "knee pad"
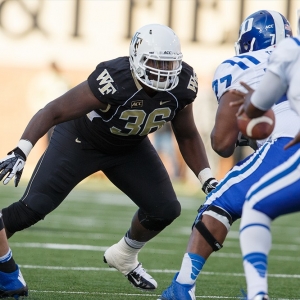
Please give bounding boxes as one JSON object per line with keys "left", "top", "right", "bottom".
{"left": 138, "top": 204, "right": 180, "bottom": 231}
{"left": 203, "top": 205, "right": 233, "bottom": 231}
{"left": 2, "top": 201, "right": 45, "bottom": 234}
{"left": 193, "top": 205, "right": 233, "bottom": 252}
{"left": 195, "top": 220, "right": 223, "bottom": 251}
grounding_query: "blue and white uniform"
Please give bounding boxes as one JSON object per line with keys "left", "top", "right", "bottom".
{"left": 239, "top": 36, "right": 300, "bottom": 300}
{"left": 194, "top": 46, "right": 300, "bottom": 229}
{"left": 158, "top": 11, "right": 296, "bottom": 300}
{"left": 252, "top": 37, "right": 300, "bottom": 116}
{"left": 242, "top": 36, "right": 300, "bottom": 220}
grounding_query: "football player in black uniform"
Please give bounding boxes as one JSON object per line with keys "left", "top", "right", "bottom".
{"left": 0, "top": 24, "right": 217, "bottom": 290}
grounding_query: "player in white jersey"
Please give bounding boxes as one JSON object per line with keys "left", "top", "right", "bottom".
{"left": 158, "top": 10, "right": 297, "bottom": 300}
{"left": 231, "top": 19, "right": 300, "bottom": 300}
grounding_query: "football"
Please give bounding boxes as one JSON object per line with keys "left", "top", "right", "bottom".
{"left": 237, "top": 109, "right": 275, "bottom": 140}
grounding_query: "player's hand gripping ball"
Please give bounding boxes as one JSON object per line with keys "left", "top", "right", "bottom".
{"left": 237, "top": 109, "right": 275, "bottom": 140}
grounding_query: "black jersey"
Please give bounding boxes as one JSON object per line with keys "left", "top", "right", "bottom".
{"left": 74, "top": 56, "right": 198, "bottom": 154}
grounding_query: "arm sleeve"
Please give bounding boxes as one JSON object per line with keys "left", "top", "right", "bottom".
{"left": 250, "top": 70, "right": 287, "bottom": 111}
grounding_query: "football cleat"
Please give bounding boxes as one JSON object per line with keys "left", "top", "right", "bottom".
{"left": 126, "top": 263, "right": 157, "bottom": 290}
{"left": 0, "top": 265, "right": 28, "bottom": 299}
{"left": 103, "top": 243, "right": 157, "bottom": 290}
{"left": 158, "top": 272, "right": 195, "bottom": 300}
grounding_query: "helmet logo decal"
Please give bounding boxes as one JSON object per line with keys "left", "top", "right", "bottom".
{"left": 131, "top": 32, "right": 143, "bottom": 57}
{"left": 265, "top": 24, "right": 274, "bottom": 29}
{"left": 239, "top": 18, "right": 254, "bottom": 37}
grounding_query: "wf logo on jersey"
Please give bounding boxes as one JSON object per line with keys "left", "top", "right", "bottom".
{"left": 187, "top": 71, "right": 198, "bottom": 92}
{"left": 131, "top": 100, "right": 143, "bottom": 108}
{"left": 131, "top": 32, "right": 143, "bottom": 56}
{"left": 97, "top": 69, "right": 117, "bottom": 95}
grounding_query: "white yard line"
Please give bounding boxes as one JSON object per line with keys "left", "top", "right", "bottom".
{"left": 27, "top": 289, "right": 298, "bottom": 299}
{"left": 10, "top": 242, "right": 300, "bottom": 260}
{"left": 19, "top": 264, "right": 300, "bottom": 279}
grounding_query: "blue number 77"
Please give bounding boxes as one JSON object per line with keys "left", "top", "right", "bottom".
{"left": 212, "top": 74, "right": 232, "bottom": 99}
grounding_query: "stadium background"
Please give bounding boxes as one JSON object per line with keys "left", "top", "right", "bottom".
{"left": 0, "top": 0, "right": 299, "bottom": 186}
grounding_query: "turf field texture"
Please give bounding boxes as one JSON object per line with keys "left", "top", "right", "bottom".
{"left": 2, "top": 177, "right": 300, "bottom": 300}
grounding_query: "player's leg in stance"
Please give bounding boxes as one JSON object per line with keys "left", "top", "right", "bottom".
{"left": 0, "top": 214, "right": 28, "bottom": 299}
{"left": 1, "top": 125, "right": 178, "bottom": 291}
{"left": 103, "top": 138, "right": 181, "bottom": 290}
{"left": 240, "top": 149, "right": 300, "bottom": 300}
{"left": 158, "top": 138, "right": 296, "bottom": 300}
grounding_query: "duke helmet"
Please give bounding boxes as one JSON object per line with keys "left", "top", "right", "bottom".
{"left": 129, "top": 24, "right": 183, "bottom": 91}
{"left": 235, "top": 10, "right": 292, "bottom": 55}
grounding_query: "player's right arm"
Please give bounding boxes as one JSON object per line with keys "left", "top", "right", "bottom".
{"left": 210, "top": 53, "right": 267, "bottom": 157}
{"left": 210, "top": 91, "right": 241, "bottom": 157}
{"left": 0, "top": 80, "right": 107, "bottom": 186}
{"left": 20, "top": 81, "right": 107, "bottom": 145}
{"left": 210, "top": 61, "right": 248, "bottom": 158}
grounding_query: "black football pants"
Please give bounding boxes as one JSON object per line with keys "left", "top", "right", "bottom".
{"left": 3, "top": 121, "right": 180, "bottom": 233}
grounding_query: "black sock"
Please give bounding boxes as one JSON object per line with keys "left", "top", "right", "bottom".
{"left": 0, "top": 257, "right": 17, "bottom": 273}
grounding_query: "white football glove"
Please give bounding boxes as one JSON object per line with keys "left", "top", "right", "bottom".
{"left": 0, "top": 150, "right": 26, "bottom": 187}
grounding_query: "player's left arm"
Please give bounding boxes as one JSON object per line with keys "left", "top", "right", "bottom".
{"left": 171, "top": 103, "right": 217, "bottom": 194}
{"left": 231, "top": 42, "right": 289, "bottom": 118}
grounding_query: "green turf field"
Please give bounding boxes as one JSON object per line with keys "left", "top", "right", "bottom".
{"left": 2, "top": 178, "right": 300, "bottom": 299}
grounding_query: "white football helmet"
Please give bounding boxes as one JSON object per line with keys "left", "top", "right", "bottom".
{"left": 129, "top": 24, "right": 183, "bottom": 91}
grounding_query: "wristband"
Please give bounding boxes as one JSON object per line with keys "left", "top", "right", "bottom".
{"left": 17, "top": 139, "right": 33, "bottom": 158}
{"left": 197, "top": 168, "right": 213, "bottom": 185}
